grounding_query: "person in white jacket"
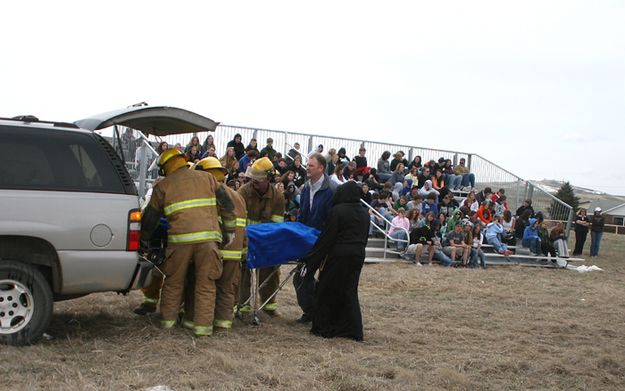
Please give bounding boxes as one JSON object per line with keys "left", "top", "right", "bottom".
{"left": 418, "top": 179, "right": 440, "bottom": 199}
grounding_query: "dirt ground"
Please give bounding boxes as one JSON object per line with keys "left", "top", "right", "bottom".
{"left": 2, "top": 234, "right": 624, "bottom": 391}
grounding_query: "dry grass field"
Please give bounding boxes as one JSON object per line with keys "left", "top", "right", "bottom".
{"left": 2, "top": 234, "right": 624, "bottom": 391}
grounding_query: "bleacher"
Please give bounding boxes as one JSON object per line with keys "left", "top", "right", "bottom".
{"left": 112, "top": 123, "right": 577, "bottom": 267}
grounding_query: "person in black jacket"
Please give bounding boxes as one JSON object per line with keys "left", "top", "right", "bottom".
{"left": 301, "top": 181, "right": 370, "bottom": 341}
{"left": 227, "top": 133, "right": 245, "bottom": 161}
{"left": 573, "top": 208, "right": 589, "bottom": 255}
{"left": 589, "top": 207, "right": 605, "bottom": 257}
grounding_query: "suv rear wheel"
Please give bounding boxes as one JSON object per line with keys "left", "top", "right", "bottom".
{"left": 0, "top": 261, "right": 53, "bottom": 346}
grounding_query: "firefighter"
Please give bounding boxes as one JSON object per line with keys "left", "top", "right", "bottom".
{"left": 140, "top": 148, "right": 235, "bottom": 337}
{"left": 237, "top": 157, "right": 285, "bottom": 315}
{"left": 194, "top": 157, "right": 248, "bottom": 330}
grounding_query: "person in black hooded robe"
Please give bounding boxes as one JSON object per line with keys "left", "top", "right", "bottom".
{"left": 301, "top": 181, "right": 370, "bottom": 341}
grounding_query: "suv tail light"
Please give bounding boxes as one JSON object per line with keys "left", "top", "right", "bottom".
{"left": 127, "top": 209, "right": 142, "bottom": 251}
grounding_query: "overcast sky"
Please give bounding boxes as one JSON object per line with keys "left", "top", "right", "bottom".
{"left": 2, "top": 1, "right": 624, "bottom": 194}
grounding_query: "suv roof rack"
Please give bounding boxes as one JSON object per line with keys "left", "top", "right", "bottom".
{"left": 0, "top": 116, "right": 79, "bottom": 129}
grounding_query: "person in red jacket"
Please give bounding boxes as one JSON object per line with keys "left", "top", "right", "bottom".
{"left": 476, "top": 201, "right": 495, "bottom": 225}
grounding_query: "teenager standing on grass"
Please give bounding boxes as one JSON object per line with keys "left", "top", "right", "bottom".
{"left": 573, "top": 208, "right": 590, "bottom": 256}
{"left": 588, "top": 207, "right": 605, "bottom": 257}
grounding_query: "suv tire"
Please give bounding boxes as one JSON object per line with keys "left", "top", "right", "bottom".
{"left": 0, "top": 261, "right": 53, "bottom": 346}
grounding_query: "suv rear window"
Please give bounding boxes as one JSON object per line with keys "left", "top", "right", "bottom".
{"left": 0, "top": 126, "right": 125, "bottom": 193}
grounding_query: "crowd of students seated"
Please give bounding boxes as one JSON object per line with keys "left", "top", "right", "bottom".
{"left": 150, "top": 134, "right": 568, "bottom": 267}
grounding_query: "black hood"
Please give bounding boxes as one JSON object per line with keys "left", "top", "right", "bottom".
{"left": 333, "top": 181, "right": 363, "bottom": 206}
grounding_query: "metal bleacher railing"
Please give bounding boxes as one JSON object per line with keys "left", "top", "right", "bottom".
{"left": 113, "top": 123, "right": 576, "bottom": 235}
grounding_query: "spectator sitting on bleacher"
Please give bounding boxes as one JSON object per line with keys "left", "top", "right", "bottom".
{"left": 353, "top": 147, "right": 369, "bottom": 177}
{"left": 227, "top": 133, "right": 245, "bottom": 160}
{"left": 445, "top": 208, "right": 465, "bottom": 233}
{"left": 462, "top": 190, "right": 480, "bottom": 212}
{"left": 405, "top": 166, "right": 419, "bottom": 185}
{"left": 389, "top": 208, "right": 410, "bottom": 252}
{"left": 522, "top": 212, "right": 543, "bottom": 255}
{"left": 361, "top": 183, "right": 372, "bottom": 205}
{"left": 549, "top": 223, "right": 569, "bottom": 258}
{"left": 502, "top": 209, "right": 516, "bottom": 236}
{"left": 342, "top": 161, "right": 357, "bottom": 181}
{"left": 407, "top": 186, "right": 420, "bottom": 201}
{"left": 260, "top": 138, "right": 277, "bottom": 161}
{"left": 515, "top": 209, "right": 532, "bottom": 240}
{"left": 438, "top": 194, "right": 455, "bottom": 218}
{"left": 245, "top": 138, "right": 259, "bottom": 155}
{"left": 202, "top": 145, "right": 217, "bottom": 159}
{"left": 363, "top": 169, "right": 383, "bottom": 191}
{"left": 185, "top": 145, "right": 202, "bottom": 163}
{"left": 377, "top": 151, "right": 392, "bottom": 183}
{"left": 443, "top": 159, "right": 462, "bottom": 191}
{"left": 184, "top": 136, "right": 201, "bottom": 154}
{"left": 393, "top": 195, "right": 409, "bottom": 211}
{"left": 431, "top": 169, "right": 449, "bottom": 200}
{"left": 324, "top": 148, "right": 336, "bottom": 170}
{"left": 330, "top": 164, "right": 346, "bottom": 186}
{"left": 491, "top": 188, "right": 508, "bottom": 210}
{"left": 238, "top": 149, "right": 258, "bottom": 174}
{"left": 406, "top": 194, "right": 422, "bottom": 213}
{"left": 275, "top": 158, "right": 288, "bottom": 175}
{"left": 494, "top": 194, "right": 507, "bottom": 217}
{"left": 389, "top": 163, "right": 406, "bottom": 197}
{"left": 326, "top": 151, "right": 339, "bottom": 177}
{"left": 444, "top": 223, "right": 470, "bottom": 265}
{"left": 407, "top": 208, "right": 420, "bottom": 231}
{"left": 409, "top": 155, "right": 423, "bottom": 171}
{"left": 418, "top": 179, "right": 440, "bottom": 199}
{"left": 470, "top": 223, "right": 486, "bottom": 268}
{"left": 438, "top": 213, "right": 448, "bottom": 238}
{"left": 220, "top": 147, "right": 240, "bottom": 180}
{"left": 405, "top": 211, "right": 436, "bottom": 265}
{"left": 515, "top": 199, "right": 534, "bottom": 218}
{"left": 476, "top": 200, "right": 495, "bottom": 225}
{"left": 485, "top": 215, "right": 514, "bottom": 256}
{"left": 288, "top": 142, "right": 302, "bottom": 159}
{"left": 390, "top": 151, "right": 409, "bottom": 173}
{"left": 368, "top": 193, "right": 391, "bottom": 236}
{"left": 476, "top": 187, "right": 493, "bottom": 205}
{"left": 337, "top": 147, "right": 349, "bottom": 164}
{"left": 287, "top": 154, "right": 307, "bottom": 187}
{"left": 537, "top": 221, "right": 556, "bottom": 258}
{"left": 201, "top": 134, "right": 216, "bottom": 156}
{"left": 421, "top": 193, "right": 439, "bottom": 217}
{"left": 284, "top": 182, "right": 300, "bottom": 213}
{"left": 417, "top": 167, "right": 431, "bottom": 189}
{"left": 453, "top": 157, "right": 475, "bottom": 190}
{"left": 281, "top": 170, "right": 296, "bottom": 188}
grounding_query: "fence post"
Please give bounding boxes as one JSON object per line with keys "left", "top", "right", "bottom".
{"left": 284, "top": 131, "right": 289, "bottom": 157}
{"left": 307, "top": 136, "right": 313, "bottom": 155}
{"left": 565, "top": 207, "right": 575, "bottom": 238}
{"left": 137, "top": 142, "right": 148, "bottom": 200}
{"left": 467, "top": 154, "right": 472, "bottom": 171}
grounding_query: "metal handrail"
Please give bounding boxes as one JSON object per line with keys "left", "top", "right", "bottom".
{"left": 284, "top": 142, "right": 308, "bottom": 164}
{"left": 360, "top": 198, "right": 409, "bottom": 259}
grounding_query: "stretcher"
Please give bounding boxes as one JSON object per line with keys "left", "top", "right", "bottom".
{"left": 236, "top": 222, "right": 319, "bottom": 325}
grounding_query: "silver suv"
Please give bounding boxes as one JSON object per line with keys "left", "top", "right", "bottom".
{"left": 0, "top": 106, "right": 218, "bottom": 345}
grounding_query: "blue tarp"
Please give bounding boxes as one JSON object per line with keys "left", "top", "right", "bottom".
{"left": 246, "top": 222, "right": 320, "bottom": 269}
